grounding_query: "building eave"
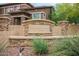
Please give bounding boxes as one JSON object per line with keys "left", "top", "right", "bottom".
{"left": 21, "top": 6, "right": 54, "bottom": 11}
{"left": 0, "top": 3, "right": 34, "bottom": 8}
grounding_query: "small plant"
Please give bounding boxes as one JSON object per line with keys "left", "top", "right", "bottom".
{"left": 0, "top": 40, "right": 8, "bottom": 56}
{"left": 32, "top": 38, "right": 48, "bottom": 55}
{"left": 52, "top": 37, "right": 79, "bottom": 56}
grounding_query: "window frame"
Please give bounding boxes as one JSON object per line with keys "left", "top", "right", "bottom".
{"left": 32, "top": 12, "right": 46, "bottom": 20}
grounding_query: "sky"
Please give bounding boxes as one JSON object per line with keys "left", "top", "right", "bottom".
{"left": 31, "top": 3, "right": 56, "bottom": 7}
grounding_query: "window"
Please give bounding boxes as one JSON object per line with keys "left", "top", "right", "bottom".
{"left": 0, "top": 8, "right": 3, "bottom": 14}
{"left": 5, "top": 7, "right": 14, "bottom": 14}
{"left": 41, "top": 13, "right": 46, "bottom": 19}
{"left": 14, "top": 5, "right": 20, "bottom": 11}
{"left": 4, "top": 5, "right": 20, "bottom": 14}
{"left": 10, "top": 7, "right": 14, "bottom": 12}
{"left": 5, "top": 8, "right": 10, "bottom": 14}
{"left": 32, "top": 12, "right": 46, "bottom": 19}
{"left": 13, "top": 17, "right": 21, "bottom": 25}
{"left": 32, "top": 13, "right": 40, "bottom": 19}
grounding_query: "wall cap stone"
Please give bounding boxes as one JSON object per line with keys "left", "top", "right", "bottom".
{"left": 22, "top": 19, "right": 55, "bottom": 24}
{"left": 9, "top": 35, "right": 79, "bottom": 40}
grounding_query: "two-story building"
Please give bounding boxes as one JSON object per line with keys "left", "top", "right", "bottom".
{"left": 0, "top": 3, "right": 55, "bottom": 56}
{"left": 0, "top": 3, "right": 76, "bottom": 56}
{"left": 0, "top": 3, "right": 54, "bottom": 26}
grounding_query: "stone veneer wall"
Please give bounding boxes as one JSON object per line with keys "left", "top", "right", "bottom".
{"left": 0, "top": 18, "right": 9, "bottom": 31}
{"left": 0, "top": 19, "right": 79, "bottom": 55}
{"left": 7, "top": 39, "right": 54, "bottom": 56}
{"left": 22, "top": 19, "right": 54, "bottom": 36}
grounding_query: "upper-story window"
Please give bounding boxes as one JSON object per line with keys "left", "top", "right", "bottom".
{"left": 4, "top": 5, "right": 20, "bottom": 14}
{"left": 14, "top": 5, "right": 20, "bottom": 11}
{"left": 5, "top": 7, "right": 14, "bottom": 14}
{"left": 32, "top": 12, "right": 46, "bottom": 20}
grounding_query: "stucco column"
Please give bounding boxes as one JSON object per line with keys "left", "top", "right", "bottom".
{"left": 21, "top": 16, "right": 25, "bottom": 25}
{"left": 10, "top": 17, "right": 14, "bottom": 25}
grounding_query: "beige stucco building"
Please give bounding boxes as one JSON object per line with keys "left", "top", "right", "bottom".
{"left": 0, "top": 3, "right": 55, "bottom": 56}
{"left": 0, "top": 3, "right": 53, "bottom": 26}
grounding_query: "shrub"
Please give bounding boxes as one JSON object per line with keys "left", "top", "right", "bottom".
{"left": 32, "top": 38, "right": 48, "bottom": 55}
{"left": 52, "top": 37, "right": 79, "bottom": 56}
{"left": 0, "top": 40, "right": 7, "bottom": 56}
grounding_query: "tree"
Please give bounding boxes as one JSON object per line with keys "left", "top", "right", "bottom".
{"left": 51, "top": 3, "right": 79, "bottom": 24}
{"left": 68, "top": 3, "right": 79, "bottom": 24}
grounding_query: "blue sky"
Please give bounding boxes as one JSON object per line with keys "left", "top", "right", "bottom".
{"left": 32, "top": 3, "right": 56, "bottom": 7}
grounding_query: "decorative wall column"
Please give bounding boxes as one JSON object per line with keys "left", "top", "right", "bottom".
{"left": 21, "top": 16, "right": 25, "bottom": 25}
{"left": 59, "top": 21, "right": 69, "bottom": 35}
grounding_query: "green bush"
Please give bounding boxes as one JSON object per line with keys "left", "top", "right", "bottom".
{"left": 52, "top": 37, "right": 79, "bottom": 56}
{"left": 0, "top": 40, "right": 7, "bottom": 56}
{"left": 32, "top": 38, "right": 48, "bottom": 55}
